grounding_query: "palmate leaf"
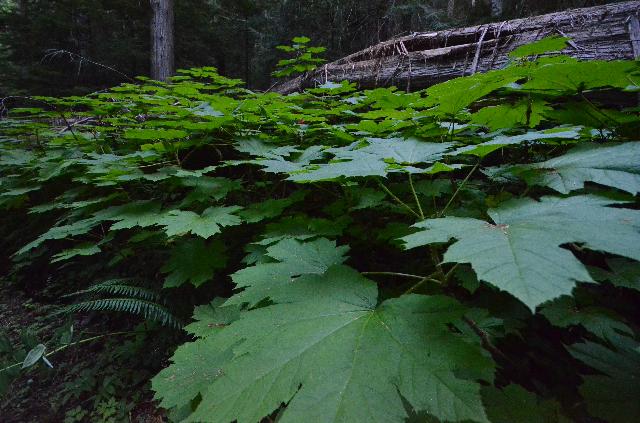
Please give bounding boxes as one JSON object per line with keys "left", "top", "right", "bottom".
{"left": 102, "top": 201, "right": 163, "bottom": 230}
{"left": 158, "top": 206, "right": 243, "bottom": 238}
{"left": 454, "top": 127, "right": 581, "bottom": 158}
{"left": 349, "top": 187, "right": 387, "bottom": 210}
{"left": 153, "top": 265, "right": 493, "bottom": 423}
{"left": 152, "top": 332, "right": 236, "bottom": 412}
{"left": 590, "top": 258, "right": 640, "bottom": 290}
{"left": 288, "top": 157, "right": 388, "bottom": 181}
{"left": 101, "top": 202, "right": 243, "bottom": 238}
{"left": 231, "top": 142, "right": 326, "bottom": 174}
{"left": 184, "top": 298, "right": 242, "bottom": 339}
{"left": 570, "top": 337, "right": 640, "bottom": 423}
{"left": 289, "top": 138, "right": 453, "bottom": 182}
{"left": 482, "top": 384, "right": 571, "bottom": 423}
{"left": 226, "top": 237, "right": 349, "bottom": 306}
{"left": 234, "top": 138, "right": 299, "bottom": 158}
{"left": 471, "top": 98, "right": 550, "bottom": 130}
{"left": 402, "top": 195, "right": 640, "bottom": 310}
{"left": 234, "top": 138, "right": 456, "bottom": 182}
{"left": 509, "top": 36, "right": 569, "bottom": 58}
{"left": 0, "top": 149, "right": 36, "bottom": 166}
{"left": 161, "top": 239, "right": 227, "bottom": 288}
{"left": 521, "top": 57, "right": 640, "bottom": 94}
{"left": 123, "top": 128, "right": 188, "bottom": 140}
{"left": 16, "top": 216, "right": 104, "bottom": 255}
{"left": 420, "top": 68, "right": 523, "bottom": 116}
{"left": 510, "top": 142, "right": 640, "bottom": 194}
{"left": 51, "top": 243, "right": 101, "bottom": 263}
{"left": 179, "top": 176, "right": 242, "bottom": 206}
{"left": 341, "top": 137, "right": 453, "bottom": 164}
{"left": 254, "top": 215, "right": 350, "bottom": 246}
{"left": 238, "top": 190, "right": 307, "bottom": 223}
{"left": 540, "top": 295, "right": 632, "bottom": 341}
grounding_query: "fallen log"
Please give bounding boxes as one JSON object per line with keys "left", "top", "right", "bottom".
{"left": 274, "top": 1, "right": 640, "bottom": 94}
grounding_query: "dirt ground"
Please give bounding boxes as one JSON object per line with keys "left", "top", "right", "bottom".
{"left": 0, "top": 284, "right": 165, "bottom": 423}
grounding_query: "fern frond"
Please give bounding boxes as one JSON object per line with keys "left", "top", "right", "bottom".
{"left": 62, "top": 298, "right": 181, "bottom": 328}
{"left": 63, "top": 279, "right": 160, "bottom": 302}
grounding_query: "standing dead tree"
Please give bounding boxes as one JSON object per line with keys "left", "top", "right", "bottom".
{"left": 274, "top": 1, "right": 640, "bottom": 94}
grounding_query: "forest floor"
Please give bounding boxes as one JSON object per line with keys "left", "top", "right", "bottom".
{"left": 0, "top": 283, "right": 165, "bottom": 423}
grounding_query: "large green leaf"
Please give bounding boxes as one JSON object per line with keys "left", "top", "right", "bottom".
{"left": 288, "top": 157, "right": 388, "bottom": 181}
{"left": 158, "top": 206, "right": 243, "bottom": 238}
{"left": 342, "top": 137, "right": 453, "bottom": 164}
{"left": 151, "top": 334, "right": 235, "bottom": 411}
{"left": 511, "top": 142, "right": 640, "bottom": 194}
{"left": 51, "top": 243, "right": 102, "bottom": 263}
{"left": 421, "top": 68, "right": 522, "bottom": 116}
{"left": 590, "top": 258, "right": 640, "bottom": 291}
{"left": 178, "top": 176, "right": 242, "bottom": 206}
{"left": 540, "top": 295, "right": 632, "bottom": 341}
{"left": 227, "top": 237, "right": 349, "bottom": 306}
{"left": 161, "top": 239, "right": 227, "bottom": 288}
{"left": 102, "top": 202, "right": 163, "bottom": 230}
{"left": 233, "top": 138, "right": 299, "bottom": 158}
{"left": 471, "top": 98, "right": 550, "bottom": 130}
{"left": 153, "top": 265, "right": 493, "bottom": 423}
{"left": 238, "top": 191, "right": 307, "bottom": 224}
{"left": 16, "top": 216, "right": 104, "bottom": 255}
{"left": 288, "top": 138, "right": 453, "bottom": 181}
{"left": 184, "top": 299, "right": 242, "bottom": 339}
{"left": 521, "top": 58, "right": 640, "bottom": 93}
{"left": 454, "top": 127, "right": 581, "bottom": 158}
{"left": 482, "top": 384, "right": 570, "bottom": 423}
{"left": 509, "top": 36, "right": 569, "bottom": 58}
{"left": 124, "top": 128, "right": 188, "bottom": 140}
{"left": 402, "top": 196, "right": 640, "bottom": 310}
{"left": 570, "top": 337, "right": 640, "bottom": 423}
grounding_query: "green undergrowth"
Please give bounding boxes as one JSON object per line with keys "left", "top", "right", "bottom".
{"left": 1, "top": 38, "right": 639, "bottom": 422}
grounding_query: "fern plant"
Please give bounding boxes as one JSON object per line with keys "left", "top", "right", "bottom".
{"left": 61, "top": 280, "right": 181, "bottom": 329}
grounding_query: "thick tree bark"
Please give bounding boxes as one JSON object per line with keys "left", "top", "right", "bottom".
{"left": 274, "top": 1, "right": 640, "bottom": 94}
{"left": 17, "top": 0, "right": 27, "bottom": 15}
{"left": 490, "top": 0, "right": 503, "bottom": 17}
{"left": 150, "top": 0, "right": 175, "bottom": 81}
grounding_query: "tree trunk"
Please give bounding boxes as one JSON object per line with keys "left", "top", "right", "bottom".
{"left": 150, "top": 0, "right": 174, "bottom": 81}
{"left": 274, "top": 1, "right": 640, "bottom": 94}
{"left": 447, "top": 0, "right": 455, "bottom": 18}
{"left": 490, "top": 0, "right": 503, "bottom": 18}
{"left": 17, "top": 0, "right": 27, "bottom": 14}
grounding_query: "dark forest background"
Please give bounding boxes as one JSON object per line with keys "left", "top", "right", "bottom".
{"left": 0, "top": 0, "right": 622, "bottom": 95}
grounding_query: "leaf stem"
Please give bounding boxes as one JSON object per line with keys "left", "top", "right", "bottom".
{"left": 312, "top": 183, "right": 341, "bottom": 198}
{"left": 430, "top": 247, "right": 446, "bottom": 279}
{"left": 462, "top": 316, "right": 507, "bottom": 359}
{"left": 443, "top": 263, "right": 460, "bottom": 282}
{"left": 362, "top": 271, "right": 426, "bottom": 280}
{"left": 377, "top": 179, "right": 421, "bottom": 219}
{"left": 403, "top": 271, "right": 442, "bottom": 295}
{"left": 579, "top": 92, "right": 616, "bottom": 128}
{"left": 439, "top": 161, "right": 480, "bottom": 217}
{"left": 408, "top": 174, "right": 425, "bottom": 220}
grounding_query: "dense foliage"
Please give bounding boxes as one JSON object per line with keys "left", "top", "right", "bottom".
{"left": 1, "top": 37, "right": 640, "bottom": 422}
